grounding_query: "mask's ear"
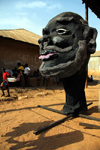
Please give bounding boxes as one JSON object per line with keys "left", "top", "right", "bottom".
{"left": 83, "top": 26, "right": 98, "bottom": 54}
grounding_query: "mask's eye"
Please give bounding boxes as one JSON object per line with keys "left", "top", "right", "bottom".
{"left": 56, "top": 28, "right": 67, "bottom": 35}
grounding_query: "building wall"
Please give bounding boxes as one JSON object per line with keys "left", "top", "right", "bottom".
{"left": 88, "top": 56, "right": 100, "bottom": 75}
{"left": 0, "top": 37, "right": 42, "bottom": 76}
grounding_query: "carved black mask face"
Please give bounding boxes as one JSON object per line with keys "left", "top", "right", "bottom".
{"left": 38, "top": 12, "right": 97, "bottom": 78}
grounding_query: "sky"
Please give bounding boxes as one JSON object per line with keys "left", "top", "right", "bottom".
{"left": 0, "top": 0, "right": 100, "bottom": 51}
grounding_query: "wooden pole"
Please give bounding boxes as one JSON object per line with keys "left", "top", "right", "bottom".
{"left": 85, "top": 0, "right": 88, "bottom": 21}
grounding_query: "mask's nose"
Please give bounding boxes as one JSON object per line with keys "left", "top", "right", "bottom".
{"left": 38, "top": 38, "right": 43, "bottom": 44}
{"left": 38, "top": 37, "right": 48, "bottom": 44}
{"left": 38, "top": 36, "right": 52, "bottom": 52}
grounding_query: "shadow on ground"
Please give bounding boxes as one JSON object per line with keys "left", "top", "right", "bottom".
{"left": 3, "top": 121, "right": 84, "bottom": 150}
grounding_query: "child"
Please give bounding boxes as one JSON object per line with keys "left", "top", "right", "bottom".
{"left": 16, "top": 70, "right": 21, "bottom": 87}
{"left": 0, "top": 67, "right": 10, "bottom": 97}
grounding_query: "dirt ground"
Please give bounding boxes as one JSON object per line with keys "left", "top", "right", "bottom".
{"left": 0, "top": 77, "right": 100, "bottom": 150}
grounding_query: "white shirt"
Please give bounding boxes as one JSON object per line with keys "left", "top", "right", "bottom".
{"left": 24, "top": 67, "right": 30, "bottom": 74}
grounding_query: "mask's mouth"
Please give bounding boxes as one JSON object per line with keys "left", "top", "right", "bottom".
{"left": 39, "top": 51, "right": 59, "bottom": 61}
{"left": 39, "top": 45, "right": 73, "bottom": 61}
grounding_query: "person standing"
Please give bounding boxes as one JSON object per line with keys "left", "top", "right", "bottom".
{"left": 17, "top": 62, "right": 24, "bottom": 86}
{"left": 0, "top": 67, "right": 10, "bottom": 97}
{"left": 24, "top": 63, "right": 30, "bottom": 87}
{"left": 17, "top": 62, "right": 24, "bottom": 76}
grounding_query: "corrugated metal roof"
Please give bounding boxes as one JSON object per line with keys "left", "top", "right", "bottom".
{"left": 82, "top": 0, "right": 100, "bottom": 19}
{"left": 0, "top": 29, "right": 41, "bottom": 46}
{"left": 91, "top": 51, "right": 100, "bottom": 57}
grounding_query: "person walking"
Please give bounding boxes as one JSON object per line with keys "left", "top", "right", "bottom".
{"left": 0, "top": 67, "right": 10, "bottom": 97}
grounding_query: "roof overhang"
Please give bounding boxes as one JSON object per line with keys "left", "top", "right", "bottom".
{"left": 82, "top": 0, "right": 100, "bottom": 19}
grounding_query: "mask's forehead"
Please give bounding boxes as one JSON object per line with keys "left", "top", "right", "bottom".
{"left": 45, "top": 14, "right": 82, "bottom": 30}
{"left": 45, "top": 20, "right": 59, "bottom": 32}
{"left": 45, "top": 13, "right": 84, "bottom": 32}
{"left": 45, "top": 18, "right": 73, "bottom": 34}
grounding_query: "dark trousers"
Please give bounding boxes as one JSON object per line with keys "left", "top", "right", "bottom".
{"left": 24, "top": 74, "right": 29, "bottom": 87}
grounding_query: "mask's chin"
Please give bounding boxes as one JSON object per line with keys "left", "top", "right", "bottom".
{"left": 39, "top": 40, "right": 87, "bottom": 78}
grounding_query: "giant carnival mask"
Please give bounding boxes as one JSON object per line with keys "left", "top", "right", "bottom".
{"left": 38, "top": 12, "right": 97, "bottom": 114}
